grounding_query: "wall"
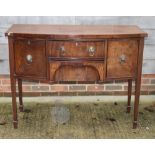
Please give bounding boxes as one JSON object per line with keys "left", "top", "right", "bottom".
{"left": 0, "top": 16, "right": 155, "bottom": 96}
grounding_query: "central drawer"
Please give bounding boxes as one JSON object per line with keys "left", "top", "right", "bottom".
{"left": 47, "top": 41, "right": 105, "bottom": 58}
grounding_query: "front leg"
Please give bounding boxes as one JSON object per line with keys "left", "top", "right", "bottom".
{"left": 127, "top": 79, "right": 132, "bottom": 113}
{"left": 18, "top": 78, "right": 24, "bottom": 112}
{"left": 133, "top": 78, "right": 141, "bottom": 129}
{"left": 133, "top": 38, "right": 144, "bottom": 129}
{"left": 10, "top": 77, "right": 18, "bottom": 129}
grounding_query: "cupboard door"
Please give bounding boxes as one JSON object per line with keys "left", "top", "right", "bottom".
{"left": 106, "top": 40, "right": 139, "bottom": 79}
{"left": 14, "top": 39, "right": 47, "bottom": 79}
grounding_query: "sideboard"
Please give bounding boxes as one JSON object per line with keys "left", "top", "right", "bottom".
{"left": 5, "top": 24, "right": 148, "bottom": 129}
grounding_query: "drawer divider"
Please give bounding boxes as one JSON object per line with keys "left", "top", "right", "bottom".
{"left": 48, "top": 57, "right": 104, "bottom": 62}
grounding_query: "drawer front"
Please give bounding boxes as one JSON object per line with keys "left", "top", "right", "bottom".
{"left": 50, "top": 61, "right": 105, "bottom": 82}
{"left": 14, "top": 39, "right": 47, "bottom": 78}
{"left": 48, "top": 41, "right": 105, "bottom": 58}
{"left": 106, "top": 40, "right": 139, "bottom": 79}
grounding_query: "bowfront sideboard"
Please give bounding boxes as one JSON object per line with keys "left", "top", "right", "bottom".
{"left": 5, "top": 24, "right": 148, "bottom": 129}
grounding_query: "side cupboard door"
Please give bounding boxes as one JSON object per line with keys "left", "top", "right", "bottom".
{"left": 106, "top": 39, "right": 139, "bottom": 79}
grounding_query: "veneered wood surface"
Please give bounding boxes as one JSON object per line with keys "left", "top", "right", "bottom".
{"left": 5, "top": 24, "right": 147, "bottom": 38}
{"left": 50, "top": 61, "right": 104, "bottom": 81}
{"left": 14, "top": 39, "right": 47, "bottom": 78}
{"left": 48, "top": 41, "right": 105, "bottom": 57}
{"left": 106, "top": 39, "right": 139, "bottom": 78}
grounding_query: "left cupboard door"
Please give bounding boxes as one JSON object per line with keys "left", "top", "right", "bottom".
{"left": 14, "top": 39, "right": 47, "bottom": 79}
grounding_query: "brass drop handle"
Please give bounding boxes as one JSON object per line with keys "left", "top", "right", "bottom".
{"left": 26, "top": 54, "right": 33, "bottom": 63}
{"left": 119, "top": 54, "right": 126, "bottom": 64}
{"left": 27, "top": 40, "right": 31, "bottom": 45}
{"left": 59, "top": 46, "right": 66, "bottom": 56}
{"left": 88, "top": 46, "right": 95, "bottom": 56}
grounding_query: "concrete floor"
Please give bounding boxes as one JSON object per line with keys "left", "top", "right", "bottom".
{"left": 0, "top": 95, "right": 155, "bottom": 138}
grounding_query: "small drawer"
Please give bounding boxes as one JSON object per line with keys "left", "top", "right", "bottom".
{"left": 14, "top": 39, "right": 47, "bottom": 78}
{"left": 47, "top": 41, "right": 105, "bottom": 58}
{"left": 50, "top": 61, "right": 105, "bottom": 82}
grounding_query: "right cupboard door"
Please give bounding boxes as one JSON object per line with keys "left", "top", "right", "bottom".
{"left": 106, "top": 39, "right": 139, "bottom": 79}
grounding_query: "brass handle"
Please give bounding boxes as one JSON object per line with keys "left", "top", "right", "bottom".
{"left": 88, "top": 46, "right": 95, "bottom": 56}
{"left": 59, "top": 46, "right": 65, "bottom": 56}
{"left": 26, "top": 54, "right": 33, "bottom": 63}
{"left": 119, "top": 54, "right": 126, "bottom": 64}
{"left": 27, "top": 40, "right": 31, "bottom": 45}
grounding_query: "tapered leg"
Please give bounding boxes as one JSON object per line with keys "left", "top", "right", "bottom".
{"left": 133, "top": 78, "right": 141, "bottom": 129}
{"left": 133, "top": 39, "right": 144, "bottom": 129}
{"left": 18, "top": 78, "right": 24, "bottom": 112}
{"left": 127, "top": 79, "right": 132, "bottom": 113}
{"left": 10, "top": 77, "right": 18, "bottom": 129}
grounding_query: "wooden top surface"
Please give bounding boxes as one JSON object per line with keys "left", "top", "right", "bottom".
{"left": 5, "top": 24, "right": 148, "bottom": 38}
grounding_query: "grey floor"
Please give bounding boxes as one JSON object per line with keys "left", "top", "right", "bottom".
{"left": 0, "top": 95, "right": 155, "bottom": 138}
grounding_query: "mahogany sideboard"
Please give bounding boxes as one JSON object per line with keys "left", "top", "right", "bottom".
{"left": 5, "top": 24, "right": 148, "bottom": 129}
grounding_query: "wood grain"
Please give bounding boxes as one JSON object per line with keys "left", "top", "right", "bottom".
{"left": 50, "top": 61, "right": 104, "bottom": 82}
{"left": 14, "top": 39, "right": 47, "bottom": 79}
{"left": 48, "top": 41, "right": 105, "bottom": 58}
{"left": 106, "top": 39, "right": 139, "bottom": 78}
{"left": 5, "top": 24, "right": 147, "bottom": 38}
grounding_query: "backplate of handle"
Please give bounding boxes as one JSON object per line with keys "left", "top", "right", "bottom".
{"left": 119, "top": 54, "right": 126, "bottom": 64}
{"left": 26, "top": 54, "right": 33, "bottom": 63}
{"left": 88, "top": 46, "right": 95, "bottom": 56}
{"left": 59, "top": 46, "right": 66, "bottom": 56}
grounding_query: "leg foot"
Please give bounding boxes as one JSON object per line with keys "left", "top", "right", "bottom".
{"left": 13, "top": 121, "right": 18, "bottom": 129}
{"left": 126, "top": 106, "right": 131, "bottom": 113}
{"left": 19, "top": 105, "right": 24, "bottom": 112}
{"left": 133, "top": 121, "right": 138, "bottom": 129}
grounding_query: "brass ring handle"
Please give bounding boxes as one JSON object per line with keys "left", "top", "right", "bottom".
{"left": 59, "top": 46, "right": 66, "bottom": 56}
{"left": 88, "top": 46, "right": 95, "bottom": 56}
{"left": 119, "top": 54, "right": 126, "bottom": 64}
{"left": 26, "top": 54, "right": 33, "bottom": 63}
{"left": 27, "top": 40, "right": 31, "bottom": 45}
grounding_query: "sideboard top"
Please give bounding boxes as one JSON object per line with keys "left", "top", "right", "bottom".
{"left": 5, "top": 24, "right": 148, "bottom": 39}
